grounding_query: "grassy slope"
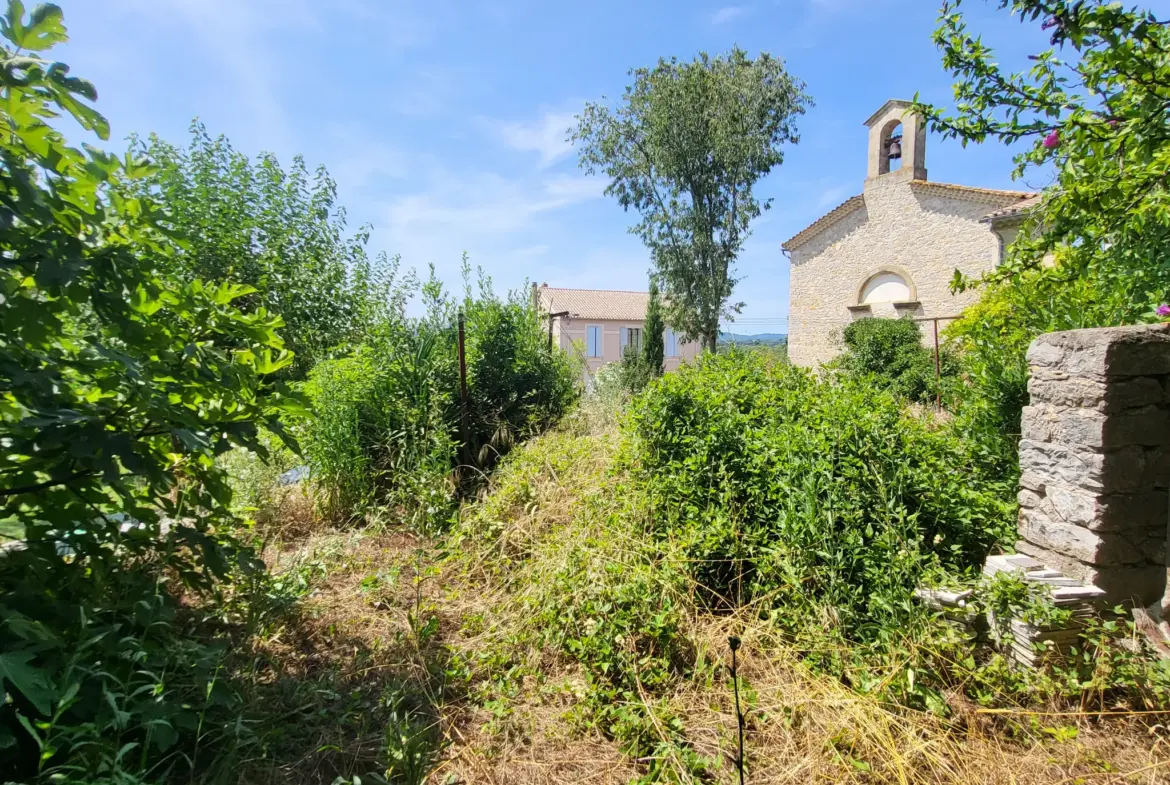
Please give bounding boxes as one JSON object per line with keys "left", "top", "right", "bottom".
{"left": 238, "top": 408, "right": 1170, "bottom": 784}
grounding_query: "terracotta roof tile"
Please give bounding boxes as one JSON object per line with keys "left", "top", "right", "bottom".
{"left": 908, "top": 180, "right": 1036, "bottom": 204}
{"left": 981, "top": 194, "right": 1043, "bottom": 223}
{"left": 535, "top": 286, "right": 651, "bottom": 321}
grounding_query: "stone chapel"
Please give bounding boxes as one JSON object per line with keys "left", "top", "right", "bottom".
{"left": 783, "top": 99, "right": 1040, "bottom": 367}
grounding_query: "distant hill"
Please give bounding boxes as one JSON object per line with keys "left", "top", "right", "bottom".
{"left": 718, "top": 332, "right": 787, "bottom": 347}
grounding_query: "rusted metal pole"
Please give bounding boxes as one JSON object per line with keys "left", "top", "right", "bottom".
{"left": 933, "top": 318, "right": 941, "bottom": 413}
{"left": 912, "top": 315, "right": 961, "bottom": 414}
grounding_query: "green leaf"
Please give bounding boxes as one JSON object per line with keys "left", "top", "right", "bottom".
{"left": 0, "top": 651, "right": 53, "bottom": 715}
{"left": 129, "top": 283, "right": 163, "bottom": 315}
{"left": 212, "top": 281, "right": 258, "bottom": 305}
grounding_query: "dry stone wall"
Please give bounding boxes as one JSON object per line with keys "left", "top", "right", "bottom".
{"left": 1016, "top": 324, "right": 1170, "bottom": 606}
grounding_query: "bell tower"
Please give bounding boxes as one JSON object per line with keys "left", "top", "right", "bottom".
{"left": 864, "top": 99, "right": 927, "bottom": 183}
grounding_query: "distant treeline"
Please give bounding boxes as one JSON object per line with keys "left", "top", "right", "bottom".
{"left": 718, "top": 332, "right": 788, "bottom": 347}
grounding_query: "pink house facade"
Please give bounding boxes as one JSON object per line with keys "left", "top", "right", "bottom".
{"left": 533, "top": 284, "right": 701, "bottom": 374}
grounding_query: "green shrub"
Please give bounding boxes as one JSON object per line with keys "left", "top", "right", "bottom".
{"left": 623, "top": 350, "right": 1014, "bottom": 652}
{"left": 301, "top": 268, "right": 579, "bottom": 527}
{"left": 839, "top": 316, "right": 958, "bottom": 404}
{"left": 303, "top": 327, "right": 457, "bottom": 528}
{"left": 0, "top": 8, "right": 299, "bottom": 781}
{"left": 461, "top": 285, "right": 580, "bottom": 470}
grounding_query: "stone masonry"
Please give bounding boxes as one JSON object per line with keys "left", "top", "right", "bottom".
{"left": 784, "top": 99, "right": 1034, "bottom": 368}
{"left": 1015, "top": 324, "right": 1170, "bottom": 607}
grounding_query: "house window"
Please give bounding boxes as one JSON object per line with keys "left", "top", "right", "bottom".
{"left": 586, "top": 325, "right": 602, "bottom": 358}
{"left": 665, "top": 328, "right": 680, "bottom": 357}
{"left": 620, "top": 327, "right": 641, "bottom": 354}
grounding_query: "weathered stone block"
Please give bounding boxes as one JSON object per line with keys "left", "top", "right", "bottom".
{"left": 1019, "top": 439, "right": 1104, "bottom": 492}
{"left": 1045, "top": 483, "right": 1096, "bottom": 527}
{"left": 1019, "top": 471, "right": 1047, "bottom": 494}
{"left": 1018, "top": 488, "right": 1044, "bottom": 510}
{"left": 1029, "top": 374, "right": 1164, "bottom": 412}
{"left": 1026, "top": 323, "right": 1170, "bottom": 378}
{"left": 1095, "top": 490, "right": 1169, "bottom": 533}
{"left": 1148, "top": 451, "right": 1170, "bottom": 489}
{"left": 1102, "top": 446, "right": 1152, "bottom": 493}
{"left": 1106, "top": 406, "right": 1169, "bottom": 448}
{"left": 1019, "top": 508, "right": 1145, "bottom": 565}
{"left": 1024, "top": 402, "right": 1168, "bottom": 451}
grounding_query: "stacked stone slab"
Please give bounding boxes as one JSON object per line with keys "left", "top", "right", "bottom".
{"left": 1016, "top": 323, "right": 1170, "bottom": 607}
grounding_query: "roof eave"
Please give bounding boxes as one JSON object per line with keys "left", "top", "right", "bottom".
{"left": 782, "top": 194, "right": 866, "bottom": 252}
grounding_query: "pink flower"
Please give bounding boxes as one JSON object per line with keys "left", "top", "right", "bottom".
{"left": 1157, "top": 304, "right": 1170, "bottom": 317}
{"left": 1042, "top": 130, "right": 1060, "bottom": 149}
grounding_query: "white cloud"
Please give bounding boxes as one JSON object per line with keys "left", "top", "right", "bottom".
{"left": 711, "top": 6, "right": 745, "bottom": 24}
{"left": 816, "top": 183, "right": 854, "bottom": 208}
{"left": 324, "top": 122, "right": 410, "bottom": 194}
{"left": 385, "top": 171, "right": 601, "bottom": 237}
{"left": 482, "top": 110, "right": 578, "bottom": 167}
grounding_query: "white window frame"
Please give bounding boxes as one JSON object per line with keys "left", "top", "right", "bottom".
{"left": 621, "top": 326, "right": 642, "bottom": 354}
{"left": 586, "top": 325, "right": 602, "bottom": 358}
{"left": 665, "top": 328, "right": 680, "bottom": 358}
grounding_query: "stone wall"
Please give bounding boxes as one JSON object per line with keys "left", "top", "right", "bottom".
{"left": 1016, "top": 324, "right": 1170, "bottom": 606}
{"left": 786, "top": 177, "right": 1020, "bottom": 368}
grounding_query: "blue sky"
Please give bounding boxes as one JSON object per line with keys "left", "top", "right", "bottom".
{"left": 54, "top": 0, "right": 1119, "bottom": 333}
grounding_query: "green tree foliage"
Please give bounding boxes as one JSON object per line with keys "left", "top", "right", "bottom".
{"left": 945, "top": 260, "right": 1132, "bottom": 452}
{"left": 624, "top": 351, "right": 1014, "bottom": 655}
{"left": 915, "top": 0, "right": 1170, "bottom": 443}
{"left": 839, "top": 317, "right": 957, "bottom": 404}
{"left": 302, "top": 266, "right": 579, "bottom": 526}
{"left": 573, "top": 48, "right": 811, "bottom": 352}
{"left": 120, "top": 123, "right": 401, "bottom": 377}
{"left": 0, "top": 6, "right": 302, "bottom": 780}
{"left": 642, "top": 279, "right": 665, "bottom": 376}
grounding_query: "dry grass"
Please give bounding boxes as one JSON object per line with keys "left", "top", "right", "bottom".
{"left": 237, "top": 412, "right": 1170, "bottom": 784}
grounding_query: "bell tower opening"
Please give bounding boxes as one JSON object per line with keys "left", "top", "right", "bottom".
{"left": 881, "top": 121, "right": 904, "bottom": 174}
{"left": 864, "top": 99, "right": 927, "bottom": 182}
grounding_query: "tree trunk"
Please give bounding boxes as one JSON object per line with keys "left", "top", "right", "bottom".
{"left": 704, "top": 333, "right": 718, "bottom": 354}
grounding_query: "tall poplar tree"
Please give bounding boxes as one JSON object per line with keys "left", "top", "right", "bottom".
{"left": 573, "top": 47, "right": 810, "bottom": 352}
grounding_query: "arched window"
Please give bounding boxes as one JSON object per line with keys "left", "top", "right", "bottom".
{"left": 859, "top": 270, "right": 913, "bottom": 305}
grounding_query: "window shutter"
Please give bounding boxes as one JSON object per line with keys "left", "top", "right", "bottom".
{"left": 619, "top": 327, "right": 628, "bottom": 352}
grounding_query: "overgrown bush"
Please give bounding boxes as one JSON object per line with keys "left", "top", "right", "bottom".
{"left": 0, "top": 8, "right": 299, "bottom": 782}
{"left": 303, "top": 326, "right": 457, "bottom": 528}
{"left": 623, "top": 350, "right": 1014, "bottom": 653}
{"left": 301, "top": 267, "right": 579, "bottom": 527}
{"left": 119, "top": 123, "right": 403, "bottom": 378}
{"left": 945, "top": 259, "right": 1141, "bottom": 469}
{"left": 839, "top": 316, "right": 958, "bottom": 404}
